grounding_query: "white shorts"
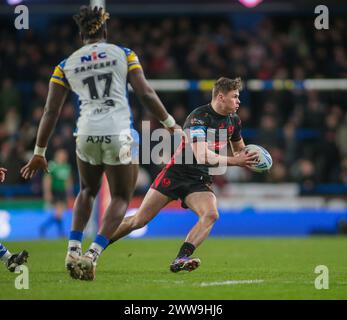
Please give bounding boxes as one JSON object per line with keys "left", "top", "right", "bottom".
{"left": 76, "top": 134, "right": 136, "bottom": 165}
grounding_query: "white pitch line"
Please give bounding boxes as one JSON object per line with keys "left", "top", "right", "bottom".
{"left": 199, "top": 280, "right": 264, "bottom": 287}
{"left": 151, "top": 280, "right": 185, "bottom": 284}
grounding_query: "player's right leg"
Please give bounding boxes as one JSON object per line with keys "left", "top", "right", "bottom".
{"left": 78, "top": 163, "right": 138, "bottom": 281}
{"left": 170, "top": 191, "right": 219, "bottom": 273}
{"left": 79, "top": 170, "right": 171, "bottom": 280}
{"left": 108, "top": 188, "right": 172, "bottom": 244}
{"left": 65, "top": 157, "right": 104, "bottom": 279}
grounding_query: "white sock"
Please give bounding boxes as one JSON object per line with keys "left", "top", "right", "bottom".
{"left": 88, "top": 242, "right": 103, "bottom": 255}
{"left": 0, "top": 250, "right": 11, "bottom": 263}
{"left": 68, "top": 240, "right": 82, "bottom": 253}
{"left": 86, "top": 243, "right": 104, "bottom": 262}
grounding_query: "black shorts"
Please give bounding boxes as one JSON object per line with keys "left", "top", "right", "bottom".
{"left": 151, "top": 165, "right": 214, "bottom": 209}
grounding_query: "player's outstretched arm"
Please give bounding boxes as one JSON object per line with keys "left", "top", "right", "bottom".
{"left": 21, "top": 82, "right": 69, "bottom": 180}
{"left": 128, "top": 68, "right": 181, "bottom": 133}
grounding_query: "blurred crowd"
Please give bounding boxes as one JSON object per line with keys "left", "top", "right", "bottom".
{"left": 1, "top": 14, "right": 347, "bottom": 196}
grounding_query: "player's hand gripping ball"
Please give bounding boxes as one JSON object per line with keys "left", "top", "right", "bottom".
{"left": 244, "top": 144, "right": 272, "bottom": 172}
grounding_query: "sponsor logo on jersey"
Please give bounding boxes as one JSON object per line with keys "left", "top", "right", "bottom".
{"left": 86, "top": 136, "right": 111, "bottom": 144}
{"left": 80, "top": 51, "right": 107, "bottom": 63}
{"left": 227, "top": 125, "right": 235, "bottom": 135}
{"left": 190, "top": 127, "right": 206, "bottom": 139}
{"left": 74, "top": 59, "right": 117, "bottom": 73}
{"left": 190, "top": 118, "right": 205, "bottom": 125}
{"left": 162, "top": 177, "right": 171, "bottom": 187}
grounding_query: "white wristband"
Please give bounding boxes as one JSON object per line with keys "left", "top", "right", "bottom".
{"left": 34, "top": 145, "right": 47, "bottom": 157}
{"left": 160, "top": 114, "right": 176, "bottom": 128}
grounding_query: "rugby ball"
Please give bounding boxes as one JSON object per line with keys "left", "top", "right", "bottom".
{"left": 244, "top": 144, "right": 272, "bottom": 172}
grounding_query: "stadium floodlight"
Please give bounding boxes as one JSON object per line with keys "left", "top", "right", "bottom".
{"left": 7, "top": 0, "right": 24, "bottom": 5}
{"left": 238, "top": 0, "right": 264, "bottom": 8}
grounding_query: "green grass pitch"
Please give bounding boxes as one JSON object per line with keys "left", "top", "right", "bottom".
{"left": 0, "top": 237, "right": 346, "bottom": 300}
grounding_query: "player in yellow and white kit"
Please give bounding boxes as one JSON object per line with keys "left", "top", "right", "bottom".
{"left": 21, "top": 6, "right": 180, "bottom": 281}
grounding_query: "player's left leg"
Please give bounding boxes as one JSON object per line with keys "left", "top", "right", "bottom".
{"left": 170, "top": 191, "right": 219, "bottom": 273}
{"left": 1, "top": 242, "right": 29, "bottom": 272}
{"left": 108, "top": 188, "right": 172, "bottom": 245}
{"left": 78, "top": 163, "right": 138, "bottom": 281}
{"left": 65, "top": 157, "right": 104, "bottom": 280}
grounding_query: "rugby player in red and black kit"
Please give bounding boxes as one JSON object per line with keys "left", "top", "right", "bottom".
{"left": 108, "top": 77, "right": 259, "bottom": 273}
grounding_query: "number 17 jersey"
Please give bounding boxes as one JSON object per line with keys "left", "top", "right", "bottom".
{"left": 50, "top": 42, "right": 142, "bottom": 136}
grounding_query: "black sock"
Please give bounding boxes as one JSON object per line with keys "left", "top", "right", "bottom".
{"left": 177, "top": 242, "right": 196, "bottom": 258}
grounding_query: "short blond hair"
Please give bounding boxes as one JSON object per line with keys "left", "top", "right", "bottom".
{"left": 212, "top": 77, "right": 242, "bottom": 99}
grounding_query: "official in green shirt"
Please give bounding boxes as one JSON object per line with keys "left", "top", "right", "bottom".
{"left": 40, "top": 149, "right": 73, "bottom": 238}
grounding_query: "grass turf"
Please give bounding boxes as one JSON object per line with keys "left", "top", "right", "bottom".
{"left": 0, "top": 237, "right": 346, "bottom": 300}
